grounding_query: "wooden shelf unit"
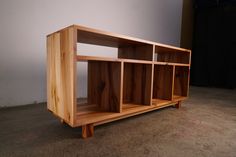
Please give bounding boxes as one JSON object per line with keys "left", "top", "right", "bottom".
{"left": 47, "top": 25, "right": 191, "bottom": 138}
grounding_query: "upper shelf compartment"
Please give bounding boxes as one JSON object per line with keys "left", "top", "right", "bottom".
{"left": 75, "top": 25, "right": 154, "bottom": 61}
{"left": 154, "top": 45, "right": 191, "bottom": 65}
{"left": 76, "top": 25, "right": 153, "bottom": 47}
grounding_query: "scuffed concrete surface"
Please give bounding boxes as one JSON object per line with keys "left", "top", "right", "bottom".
{"left": 0, "top": 86, "right": 236, "bottom": 157}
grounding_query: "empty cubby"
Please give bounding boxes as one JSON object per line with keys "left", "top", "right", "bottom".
{"left": 152, "top": 65, "right": 174, "bottom": 105}
{"left": 123, "top": 63, "right": 152, "bottom": 105}
{"left": 77, "top": 60, "right": 122, "bottom": 115}
{"left": 154, "top": 45, "right": 190, "bottom": 64}
{"left": 77, "top": 29, "right": 153, "bottom": 61}
{"left": 174, "top": 66, "right": 189, "bottom": 98}
{"left": 77, "top": 43, "right": 118, "bottom": 59}
{"left": 118, "top": 45, "right": 154, "bottom": 61}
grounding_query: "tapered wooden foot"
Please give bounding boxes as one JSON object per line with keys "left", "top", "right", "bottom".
{"left": 82, "top": 124, "right": 94, "bottom": 138}
{"left": 175, "top": 101, "right": 181, "bottom": 109}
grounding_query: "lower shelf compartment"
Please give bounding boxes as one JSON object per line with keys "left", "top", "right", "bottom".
{"left": 77, "top": 103, "right": 100, "bottom": 116}
{"left": 152, "top": 99, "right": 171, "bottom": 106}
{"left": 76, "top": 101, "right": 178, "bottom": 126}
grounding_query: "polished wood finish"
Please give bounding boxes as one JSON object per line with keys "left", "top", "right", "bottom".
{"left": 47, "top": 24, "right": 191, "bottom": 138}
{"left": 47, "top": 26, "right": 76, "bottom": 126}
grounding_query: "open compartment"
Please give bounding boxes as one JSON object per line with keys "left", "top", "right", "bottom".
{"left": 77, "top": 60, "right": 122, "bottom": 116}
{"left": 154, "top": 45, "right": 190, "bottom": 64}
{"left": 118, "top": 45, "right": 153, "bottom": 61}
{"left": 77, "top": 29, "right": 153, "bottom": 61}
{"left": 173, "top": 66, "right": 189, "bottom": 100}
{"left": 122, "top": 62, "right": 152, "bottom": 108}
{"left": 152, "top": 65, "right": 174, "bottom": 106}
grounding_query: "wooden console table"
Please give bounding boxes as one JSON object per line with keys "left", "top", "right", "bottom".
{"left": 47, "top": 25, "right": 191, "bottom": 138}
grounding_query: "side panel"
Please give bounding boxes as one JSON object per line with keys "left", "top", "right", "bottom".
{"left": 47, "top": 27, "right": 76, "bottom": 126}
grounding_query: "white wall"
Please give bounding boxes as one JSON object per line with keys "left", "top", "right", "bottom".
{"left": 0, "top": 0, "right": 183, "bottom": 107}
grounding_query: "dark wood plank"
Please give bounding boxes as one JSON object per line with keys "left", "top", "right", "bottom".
{"left": 174, "top": 66, "right": 189, "bottom": 97}
{"left": 123, "top": 63, "right": 133, "bottom": 103}
{"left": 123, "top": 63, "right": 152, "bottom": 105}
{"left": 153, "top": 65, "right": 174, "bottom": 100}
{"left": 88, "top": 61, "right": 122, "bottom": 112}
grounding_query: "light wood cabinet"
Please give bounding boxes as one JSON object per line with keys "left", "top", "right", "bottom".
{"left": 47, "top": 25, "right": 191, "bottom": 138}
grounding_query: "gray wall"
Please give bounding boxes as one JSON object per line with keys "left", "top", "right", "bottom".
{"left": 0, "top": 0, "right": 183, "bottom": 107}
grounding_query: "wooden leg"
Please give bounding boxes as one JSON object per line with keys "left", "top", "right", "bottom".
{"left": 82, "top": 124, "right": 94, "bottom": 138}
{"left": 175, "top": 101, "right": 181, "bottom": 109}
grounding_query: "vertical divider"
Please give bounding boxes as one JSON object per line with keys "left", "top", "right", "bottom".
{"left": 149, "top": 64, "right": 154, "bottom": 106}
{"left": 120, "top": 61, "right": 124, "bottom": 112}
{"left": 150, "top": 45, "right": 155, "bottom": 105}
{"left": 187, "top": 66, "right": 191, "bottom": 97}
{"left": 73, "top": 26, "right": 77, "bottom": 126}
{"left": 172, "top": 65, "right": 176, "bottom": 101}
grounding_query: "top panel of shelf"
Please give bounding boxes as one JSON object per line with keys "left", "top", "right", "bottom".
{"left": 47, "top": 25, "right": 191, "bottom": 53}
{"left": 155, "top": 45, "right": 191, "bottom": 54}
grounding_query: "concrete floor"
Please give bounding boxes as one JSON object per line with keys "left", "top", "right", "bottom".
{"left": 0, "top": 86, "right": 236, "bottom": 157}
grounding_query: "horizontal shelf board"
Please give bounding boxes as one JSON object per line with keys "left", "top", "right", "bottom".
{"left": 77, "top": 55, "right": 153, "bottom": 64}
{"left": 77, "top": 55, "right": 120, "bottom": 62}
{"left": 153, "top": 62, "right": 170, "bottom": 65}
{"left": 154, "top": 62, "right": 190, "bottom": 67}
{"left": 152, "top": 99, "right": 172, "bottom": 106}
{"left": 122, "top": 103, "right": 148, "bottom": 110}
{"left": 155, "top": 44, "right": 191, "bottom": 53}
{"left": 75, "top": 102, "right": 177, "bottom": 126}
{"left": 169, "top": 63, "right": 190, "bottom": 67}
{"left": 78, "top": 55, "right": 188, "bottom": 65}
{"left": 122, "top": 59, "right": 153, "bottom": 64}
{"left": 173, "top": 95, "right": 187, "bottom": 101}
